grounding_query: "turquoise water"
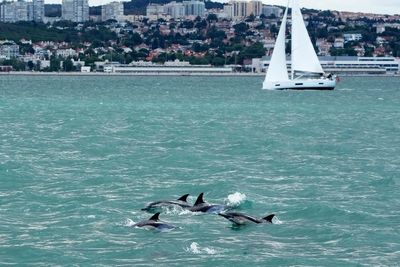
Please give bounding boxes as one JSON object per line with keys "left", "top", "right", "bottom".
{"left": 0, "top": 75, "right": 399, "bottom": 266}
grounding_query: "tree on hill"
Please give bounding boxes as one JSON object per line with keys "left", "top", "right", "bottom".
{"left": 205, "top": 0, "right": 223, "bottom": 10}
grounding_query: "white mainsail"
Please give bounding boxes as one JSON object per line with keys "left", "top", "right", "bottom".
{"left": 291, "top": 0, "right": 324, "bottom": 77}
{"left": 262, "top": 0, "right": 336, "bottom": 90}
{"left": 264, "top": 6, "right": 289, "bottom": 83}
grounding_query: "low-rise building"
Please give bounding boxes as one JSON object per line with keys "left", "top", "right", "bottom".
{"left": 252, "top": 56, "right": 399, "bottom": 75}
{"left": 334, "top": 38, "right": 345, "bottom": 48}
{"left": 343, "top": 33, "right": 362, "bottom": 43}
{"left": 0, "top": 41, "right": 20, "bottom": 59}
{"left": 81, "top": 66, "right": 91, "bottom": 72}
{"left": 316, "top": 39, "right": 332, "bottom": 56}
{"left": 56, "top": 48, "right": 78, "bottom": 58}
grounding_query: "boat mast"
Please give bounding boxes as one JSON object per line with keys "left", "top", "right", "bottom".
{"left": 291, "top": 0, "right": 294, "bottom": 80}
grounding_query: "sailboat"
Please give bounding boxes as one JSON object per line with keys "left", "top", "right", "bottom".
{"left": 263, "top": 0, "right": 336, "bottom": 90}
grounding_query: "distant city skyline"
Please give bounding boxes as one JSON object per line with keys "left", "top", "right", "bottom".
{"left": 39, "top": 0, "right": 400, "bottom": 15}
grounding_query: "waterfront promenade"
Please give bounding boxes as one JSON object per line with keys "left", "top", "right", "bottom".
{"left": 1, "top": 71, "right": 399, "bottom": 77}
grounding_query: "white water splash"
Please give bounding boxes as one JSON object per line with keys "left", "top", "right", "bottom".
{"left": 161, "top": 205, "right": 192, "bottom": 216}
{"left": 273, "top": 216, "right": 283, "bottom": 225}
{"left": 124, "top": 219, "right": 136, "bottom": 227}
{"left": 185, "top": 242, "right": 218, "bottom": 255}
{"left": 226, "top": 192, "right": 247, "bottom": 207}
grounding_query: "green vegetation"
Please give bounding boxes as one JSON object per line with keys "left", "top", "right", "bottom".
{"left": 0, "top": 21, "right": 117, "bottom": 46}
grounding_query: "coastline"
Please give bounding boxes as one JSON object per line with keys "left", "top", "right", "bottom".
{"left": 0, "top": 71, "right": 399, "bottom": 77}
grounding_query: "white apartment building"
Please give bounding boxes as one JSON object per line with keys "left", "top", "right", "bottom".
{"left": 0, "top": 0, "right": 29, "bottom": 22}
{"left": 102, "top": 1, "right": 124, "bottom": 22}
{"left": 33, "top": 0, "right": 44, "bottom": 22}
{"left": 247, "top": 0, "right": 262, "bottom": 16}
{"left": 164, "top": 1, "right": 185, "bottom": 19}
{"left": 146, "top": 4, "right": 165, "bottom": 19}
{"left": 146, "top": 1, "right": 205, "bottom": 20}
{"left": 62, "top": 0, "right": 89, "bottom": 22}
{"left": 224, "top": 0, "right": 263, "bottom": 19}
{"left": 184, "top": 0, "right": 205, "bottom": 17}
{"left": 0, "top": 0, "right": 43, "bottom": 22}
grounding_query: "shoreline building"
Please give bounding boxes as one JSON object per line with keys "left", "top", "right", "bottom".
{"left": 101, "top": 1, "right": 124, "bottom": 22}
{"left": 252, "top": 56, "right": 400, "bottom": 75}
{"left": 62, "top": 0, "right": 89, "bottom": 22}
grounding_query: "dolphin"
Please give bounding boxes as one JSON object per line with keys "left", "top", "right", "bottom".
{"left": 141, "top": 194, "right": 191, "bottom": 211}
{"left": 218, "top": 212, "right": 275, "bottom": 225}
{"left": 133, "top": 212, "right": 175, "bottom": 230}
{"left": 189, "top": 193, "right": 226, "bottom": 213}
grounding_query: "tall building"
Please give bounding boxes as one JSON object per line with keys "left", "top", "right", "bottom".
{"left": 223, "top": 4, "right": 233, "bottom": 19}
{"left": 32, "top": 0, "right": 44, "bottom": 22}
{"left": 164, "top": 1, "right": 185, "bottom": 19}
{"left": 183, "top": 0, "right": 205, "bottom": 17}
{"left": 146, "top": 4, "right": 164, "bottom": 18}
{"left": 102, "top": 1, "right": 124, "bottom": 21}
{"left": 232, "top": 1, "right": 247, "bottom": 18}
{"left": 0, "top": 2, "right": 15, "bottom": 22}
{"left": 62, "top": 0, "right": 89, "bottom": 22}
{"left": 247, "top": 0, "right": 262, "bottom": 16}
{"left": 225, "top": 0, "right": 262, "bottom": 19}
{"left": 0, "top": 0, "right": 43, "bottom": 22}
{"left": 0, "top": 0, "right": 29, "bottom": 22}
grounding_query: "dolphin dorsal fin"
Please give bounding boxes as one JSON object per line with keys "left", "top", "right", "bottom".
{"left": 177, "top": 194, "right": 190, "bottom": 202}
{"left": 149, "top": 212, "right": 161, "bottom": 221}
{"left": 194, "top": 193, "right": 205, "bottom": 206}
{"left": 263, "top": 214, "right": 275, "bottom": 223}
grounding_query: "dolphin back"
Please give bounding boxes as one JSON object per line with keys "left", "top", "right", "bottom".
{"left": 177, "top": 194, "right": 190, "bottom": 202}
{"left": 263, "top": 214, "right": 275, "bottom": 223}
{"left": 193, "top": 193, "right": 205, "bottom": 206}
{"left": 141, "top": 194, "right": 191, "bottom": 211}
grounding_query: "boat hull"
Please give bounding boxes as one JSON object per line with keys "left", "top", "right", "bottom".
{"left": 263, "top": 79, "right": 336, "bottom": 91}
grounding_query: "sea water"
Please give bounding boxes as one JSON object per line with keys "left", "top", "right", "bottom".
{"left": 0, "top": 75, "right": 399, "bottom": 266}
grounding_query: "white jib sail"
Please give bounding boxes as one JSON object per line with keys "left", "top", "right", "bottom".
{"left": 264, "top": 5, "right": 289, "bottom": 83}
{"left": 291, "top": 0, "right": 324, "bottom": 76}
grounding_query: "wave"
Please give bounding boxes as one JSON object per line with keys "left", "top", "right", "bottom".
{"left": 123, "top": 219, "right": 136, "bottom": 227}
{"left": 159, "top": 205, "right": 192, "bottom": 216}
{"left": 225, "top": 192, "right": 247, "bottom": 208}
{"left": 184, "top": 242, "right": 218, "bottom": 255}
